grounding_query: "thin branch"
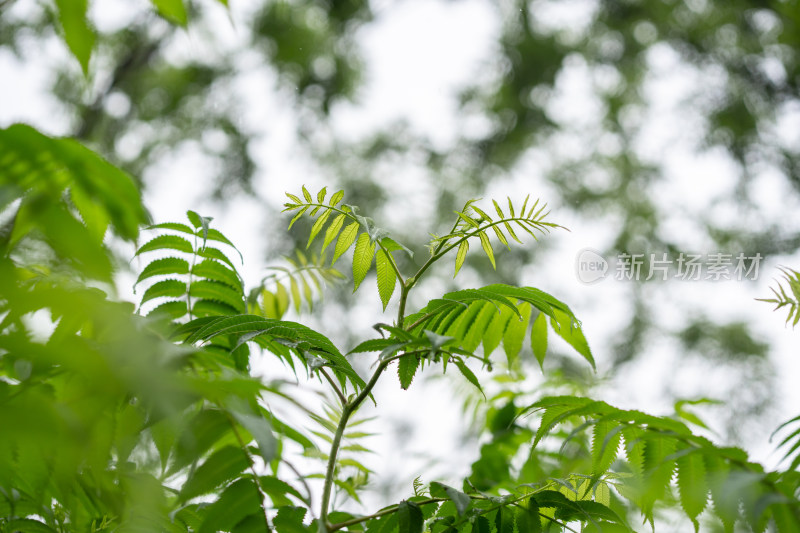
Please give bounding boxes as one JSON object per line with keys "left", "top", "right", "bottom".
{"left": 328, "top": 498, "right": 446, "bottom": 531}
{"left": 319, "top": 359, "right": 391, "bottom": 530}
{"left": 281, "top": 458, "right": 315, "bottom": 517}
{"left": 319, "top": 367, "right": 347, "bottom": 406}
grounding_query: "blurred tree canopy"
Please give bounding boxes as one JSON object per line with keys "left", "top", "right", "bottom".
{"left": 1, "top": 0, "right": 798, "bottom": 439}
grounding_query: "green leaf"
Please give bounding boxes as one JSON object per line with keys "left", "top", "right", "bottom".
{"left": 376, "top": 249, "right": 396, "bottom": 310}
{"left": 307, "top": 210, "right": 332, "bottom": 249}
{"left": 322, "top": 213, "right": 346, "bottom": 252}
{"left": 503, "top": 304, "right": 531, "bottom": 366}
{"left": 495, "top": 506, "right": 514, "bottom": 533}
{"left": 198, "top": 479, "right": 263, "bottom": 533}
{"left": 454, "top": 360, "right": 483, "bottom": 396}
{"left": 677, "top": 450, "right": 709, "bottom": 526}
{"left": 140, "top": 279, "right": 186, "bottom": 306}
{"left": 301, "top": 185, "right": 313, "bottom": 202}
{"left": 273, "top": 506, "right": 307, "bottom": 533}
{"left": 191, "top": 280, "right": 245, "bottom": 313}
{"left": 530, "top": 312, "right": 548, "bottom": 370}
{"left": 151, "top": 0, "right": 188, "bottom": 25}
{"left": 398, "top": 501, "right": 423, "bottom": 533}
{"left": 180, "top": 445, "right": 249, "bottom": 502}
{"left": 516, "top": 500, "right": 542, "bottom": 533}
{"left": 193, "top": 260, "right": 243, "bottom": 292}
{"left": 333, "top": 222, "right": 359, "bottom": 265}
{"left": 55, "top": 0, "right": 94, "bottom": 74}
{"left": 4, "top": 519, "right": 58, "bottom": 533}
{"left": 136, "top": 257, "right": 190, "bottom": 285}
{"left": 454, "top": 240, "right": 468, "bottom": 277}
{"left": 352, "top": 232, "right": 376, "bottom": 292}
{"left": 591, "top": 419, "right": 622, "bottom": 474}
{"left": 550, "top": 309, "right": 595, "bottom": 370}
{"left": 329, "top": 190, "right": 344, "bottom": 206}
{"left": 231, "top": 409, "right": 277, "bottom": 464}
{"left": 148, "top": 300, "right": 188, "bottom": 319}
{"left": 398, "top": 354, "right": 420, "bottom": 390}
{"left": 137, "top": 234, "right": 193, "bottom": 255}
{"left": 430, "top": 482, "right": 470, "bottom": 516}
{"left": 148, "top": 221, "right": 195, "bottom": 234}
{"left": 478, "top": 231, "right": 495, "bottom": 269}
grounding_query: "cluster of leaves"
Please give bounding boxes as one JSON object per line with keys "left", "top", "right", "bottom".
{"left": 758, "top": 267, "right": 800, "bottom": 327}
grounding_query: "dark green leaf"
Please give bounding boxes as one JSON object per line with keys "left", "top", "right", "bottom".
{"left": 180, "top": 446, "right": 249, "bottom": 502}
{"left": 273, "top": 506, "right": 308, "bottom": 533}
{"left": 137, "top": 234, "right": 193, "bottom": 255}
{"left": 198, "top": 479, "right": 263, "bottom": 533}
{"left": 141, "top": 279, "right": 186, "bottom": 306}
{"left": 136, "top": 257, "right": 189, "bottom": 285}
{"left": 398, "top": 354, "right": 420, "bottom": 390}
{"left": 398, "top": 500, "right": 423, "bottom": 533}
{"left": 430, "top": 482, "right": 470, "bottom": 516}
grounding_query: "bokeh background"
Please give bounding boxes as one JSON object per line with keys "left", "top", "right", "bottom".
{"left": 2, "top": 0, "right": 799, "bottom": 511}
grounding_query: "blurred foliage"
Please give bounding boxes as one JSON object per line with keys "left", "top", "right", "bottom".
{"left": 2, "top": 0, "right": 800, "bottom": 524}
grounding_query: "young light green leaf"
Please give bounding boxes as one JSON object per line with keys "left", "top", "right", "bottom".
{"left": 352, "top": 231, "right": 376, "bottom": 292}
{"left": 307, "top": 209, "right": 331, "bottom": 249}
{"left": 479, "top": 231, "right": 496, "bottom": 269}
{"left": 454, "top": 240, "right": 469, "bottom": 277}
{"left": 316, "top": 186, "right": 327, "bottom": 203}
{"left": 530, "top": 312, "right": 548, "bottom": 370}
{"left": 503, "top": 304, "right": 531, "bottom": 366}
{"left": 454, "top": 360, "right": 484, "bottom": 397}
{"left": 322, "top": 213, "right": 346, "bottom": 252}
{"left": 333, "top": 222, "right": 359, "bottom": 265}
{"left": 550, "top": 309, "right": 595, "bottom": 370}
{"left": 151, "top": 0, "right": 188, "bottom": 25}
{"left": 329, "top": 190, "right": 344, "bottom": 206}
{"left": 375, "top": 249, "right": 396, "bottom": 310}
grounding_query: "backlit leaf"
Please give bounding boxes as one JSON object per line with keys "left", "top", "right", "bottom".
{"left": 333, "top": 222, "right": 359, "bottom": 265}
{"left": 376, "top": 249, "right": 396, "bottom": 310}
{"left": 352, "top": 232, "right": 375, "bottom": 292}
